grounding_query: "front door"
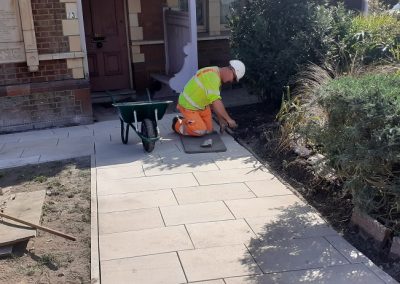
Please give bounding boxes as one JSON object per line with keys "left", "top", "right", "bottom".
{"left": 82, "top": 0, "right": 130, "bottom": 91}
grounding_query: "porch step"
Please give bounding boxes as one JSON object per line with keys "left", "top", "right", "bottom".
{"left": 91, "top": 89, "right": 136, "bottom": 104}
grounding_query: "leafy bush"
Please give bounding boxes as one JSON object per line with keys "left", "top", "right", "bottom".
{"left": 228, "top": 0, "right": 352, "bottom": 104}
{"left": 304, "top": 73, "right": 400, "bottom": 234}
{"left": 343, "top": 14, "right": 400, "bottom": 64}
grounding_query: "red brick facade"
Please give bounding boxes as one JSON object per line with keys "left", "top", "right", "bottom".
{"left": 0, "top": 80, "right": 92, "bottom": 133}
{"left": 32, "top": 0, "right": 70, "bottom": 54}
{"left": 0, "top": 60, "right": 72, "bottom": 86}
{"left": 139, "top": 0, "right": 166, "bottom": 41}
{"left": 198, "top": 39, "right": 230, "bottom": 68}
{"left": 133, "top": 39, "right": 230, "bottom": 91}
{"left": 0, "top": 0, "right": 91, "bottom": 133}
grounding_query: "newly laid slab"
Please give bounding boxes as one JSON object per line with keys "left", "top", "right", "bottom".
{"left": 98, "top": 190, "right": 177, "bottom": 213}
{"left": 97, "top": 173, "right": 198, "bottom": 195}
{"left": 248, "top": 237, "right": 349, "bottom": 273}
{"left": 194, "top": 168, "right": 274, "bottom": 185}
{"left": 224, "top": 263, "right": 386, "bottom": 284}
{"left": 101, "top": 252, "right": 186, "bottom": 284}
{"left": 186, "top": 219, "right": 258, "bottom": 248}
{"left": 225, "top": 195, "right": 306, "bottom": 218}
{"left": 172, "top": 183, "right": 255, "bottom": 204}
{"left": 99, "top": 208, "right": 165, "bottom": 235}
{"left": 178, "top": 244, "right": 262, "bottom": 282}
{"left": 99, "top": 225, "right": 193, "bottom": 260}
{"left": 160, "top": 201, "right": 234, "bottom": 226}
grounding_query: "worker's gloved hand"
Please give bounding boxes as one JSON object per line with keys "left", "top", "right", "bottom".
{"left": 227, "top": 119, "right": 238, "bottom": 129}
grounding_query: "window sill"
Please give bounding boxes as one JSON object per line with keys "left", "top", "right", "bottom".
{"left": 197, "top": 31, "right": 230, "bottom": 41}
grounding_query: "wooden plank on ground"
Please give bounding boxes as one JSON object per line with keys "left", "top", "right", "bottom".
{"left": 0, "top": 190, "right": 45, "bottom": 246}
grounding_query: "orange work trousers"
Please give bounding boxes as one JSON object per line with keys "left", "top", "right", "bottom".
{"left": 174, "top": 104, "right": 213, "bottom": 136}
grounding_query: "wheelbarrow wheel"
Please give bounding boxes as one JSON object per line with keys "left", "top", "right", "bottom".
{"left": 141, "top": 118, "right": 156, "bottom": 152}
{"left": 120, "top": 119, "right": 129, "bottom": 144}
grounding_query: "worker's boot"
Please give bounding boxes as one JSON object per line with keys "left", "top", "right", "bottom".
{"left": 172, "top": 116, "right": 183, "bottom": 134}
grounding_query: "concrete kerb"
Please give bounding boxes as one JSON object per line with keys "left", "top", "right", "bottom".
{"left": 91, "top": 154, "right": 101, "bottom": 284}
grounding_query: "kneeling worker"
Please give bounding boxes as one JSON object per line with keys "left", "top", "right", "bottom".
{"left": 172, "top": 60, "right": 246, "bottom": 136}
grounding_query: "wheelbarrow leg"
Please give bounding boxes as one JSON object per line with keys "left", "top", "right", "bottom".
{"left": 120, "top": 118, "right": 129, "bottom": 144}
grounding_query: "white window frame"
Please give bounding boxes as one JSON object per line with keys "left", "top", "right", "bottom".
{"left": 220, "top": 0, "right": 234, "bottom": 31}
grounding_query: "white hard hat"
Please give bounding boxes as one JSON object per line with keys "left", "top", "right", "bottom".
{"left": 229, "top": 59, "right": 246, "bottom": 81}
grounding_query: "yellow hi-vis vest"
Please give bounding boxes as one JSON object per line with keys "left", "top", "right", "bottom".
{"left": 178, "top": 67, "right": 222, "bottom": 110}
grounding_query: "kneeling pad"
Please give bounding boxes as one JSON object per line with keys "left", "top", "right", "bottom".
{"left": 180, "top": 131, "right": 227, "bottom": 153}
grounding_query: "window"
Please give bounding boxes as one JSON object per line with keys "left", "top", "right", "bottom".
{"left": 220, "top": 0, "right": 234, "bottom": 25}
{"left": 179, "top": 0, "right": 207, "bottom": 31}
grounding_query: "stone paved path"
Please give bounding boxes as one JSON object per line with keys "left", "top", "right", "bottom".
{"left": 0, "top": 114, "right": 397, "bottom": 284}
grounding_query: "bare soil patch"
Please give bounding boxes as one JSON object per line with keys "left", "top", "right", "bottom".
{"left": 0, "top": 157, "right": 91, "bottom": 284}
{"left": 228, "top": 103, "right": 400, "bottom": 282}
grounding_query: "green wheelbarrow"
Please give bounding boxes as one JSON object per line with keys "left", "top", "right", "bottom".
{"left": 112, "top": 99, "right": 173, "bottom": 153}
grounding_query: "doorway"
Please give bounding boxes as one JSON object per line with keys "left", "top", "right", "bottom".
{"left": 82, "top": 0, "right": 131, "bottom": 92}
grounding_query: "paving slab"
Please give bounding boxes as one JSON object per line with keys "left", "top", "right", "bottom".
{"left": 178, "top": 244, "right": 262, "bottom": 282}
{"left": 186, "top": 219, "right": 258, "bottom": 248}
{"left": 99, "top": 208, "right": 165, "bottom": 235}
{"left": 39, "top": 153, "right": 91, "bottom": 163}
{"left": 97, "top": 173, "right": 198, "bottom": 195}
{"left": 6, "top": 129, "right": 56, "bottom": 142}
{"left": 173, "top": 183, "right": 255, "bottom": 204}
{"left": 245, "top": 179, "right": 293, "bottom": 197}
{"left": 96, "top": 163, "right": 145, "bottom": 179}
{"left": 61, "top": 125, "right": 94, "bottom": 137}
{"left": 95, "top": 147, "right": 160, "bottom": 169}
{"left": 189, "top": 281, "right": 225, "bottom": 284}
{"left": 143, "top": 156, "right": 219, "bottom": 176}
{"left": 99, "top": 225, "right": 193, "bottom": 260}
{"left": 0, "top": 156, "right": 40, "bottom": 169}
{"left": 225, "top": 195, "right": 306, "bottom": 218}
{"left": 3, "top": 137, "right": 59, "bottom": 150}
{"left": 101, "top": 252, "right": 187, "bottom": 284}
{"left": 245, "top": 210, "right": 338, "bottom": 240}
{"left": 98, "top": 190, "right": 177, "bottom": 213}
{"left": 325, "top": 235, "right": 370, "bottom": 263}
{"left": 194, "top": 168, "right": 274, "bottom": 185}
{"left": 224, "top": 263, "right": 386, "bottom": 283}
{"left": 0, "top": 135, "right": 20, "bottom": 143}
{"left": 0, "top": 146, "right": 23, "bottom": 159}
{"left": 248, "top": 237, "right": 349, "bottom": 273}
{"left": 160, "top": 201, "right": 235, "bottom": 226}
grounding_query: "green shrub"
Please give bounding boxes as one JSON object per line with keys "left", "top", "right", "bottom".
{"left": 343, "top": 14, "right": 400, "bottom": 64}
{"left": 308, "top": 73, "right": 400, "bottom": 234}
{"left": 228, "top": 0, "right": 352, "bottom": 104}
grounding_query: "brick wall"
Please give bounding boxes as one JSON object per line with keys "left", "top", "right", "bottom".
{"left": 139, "top": 0, "right": 166, "bottom": 41}
{"left": 133, "top": 39, "right": 230, "bottom": 91}
{"left": 0, "top": 80, "right": 92, "bottom": 133}
{"left": 0, "top": 0, "right": 92, "bottom": 133}
{"left": 133, "top": 44, "right": 165, "bottom": 90}
{"left": 0, "top": 60, "right": 72, "bottom": 86}
{"left": 198, "top": 39, "right": 230, "bottom": 68}
{"left": 32, "top": 0, "right": 70, "bottom": 54}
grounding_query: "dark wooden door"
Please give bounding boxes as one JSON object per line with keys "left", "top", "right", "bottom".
{"left": 82, "top": 0, "right": 130, "bottom": 91}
